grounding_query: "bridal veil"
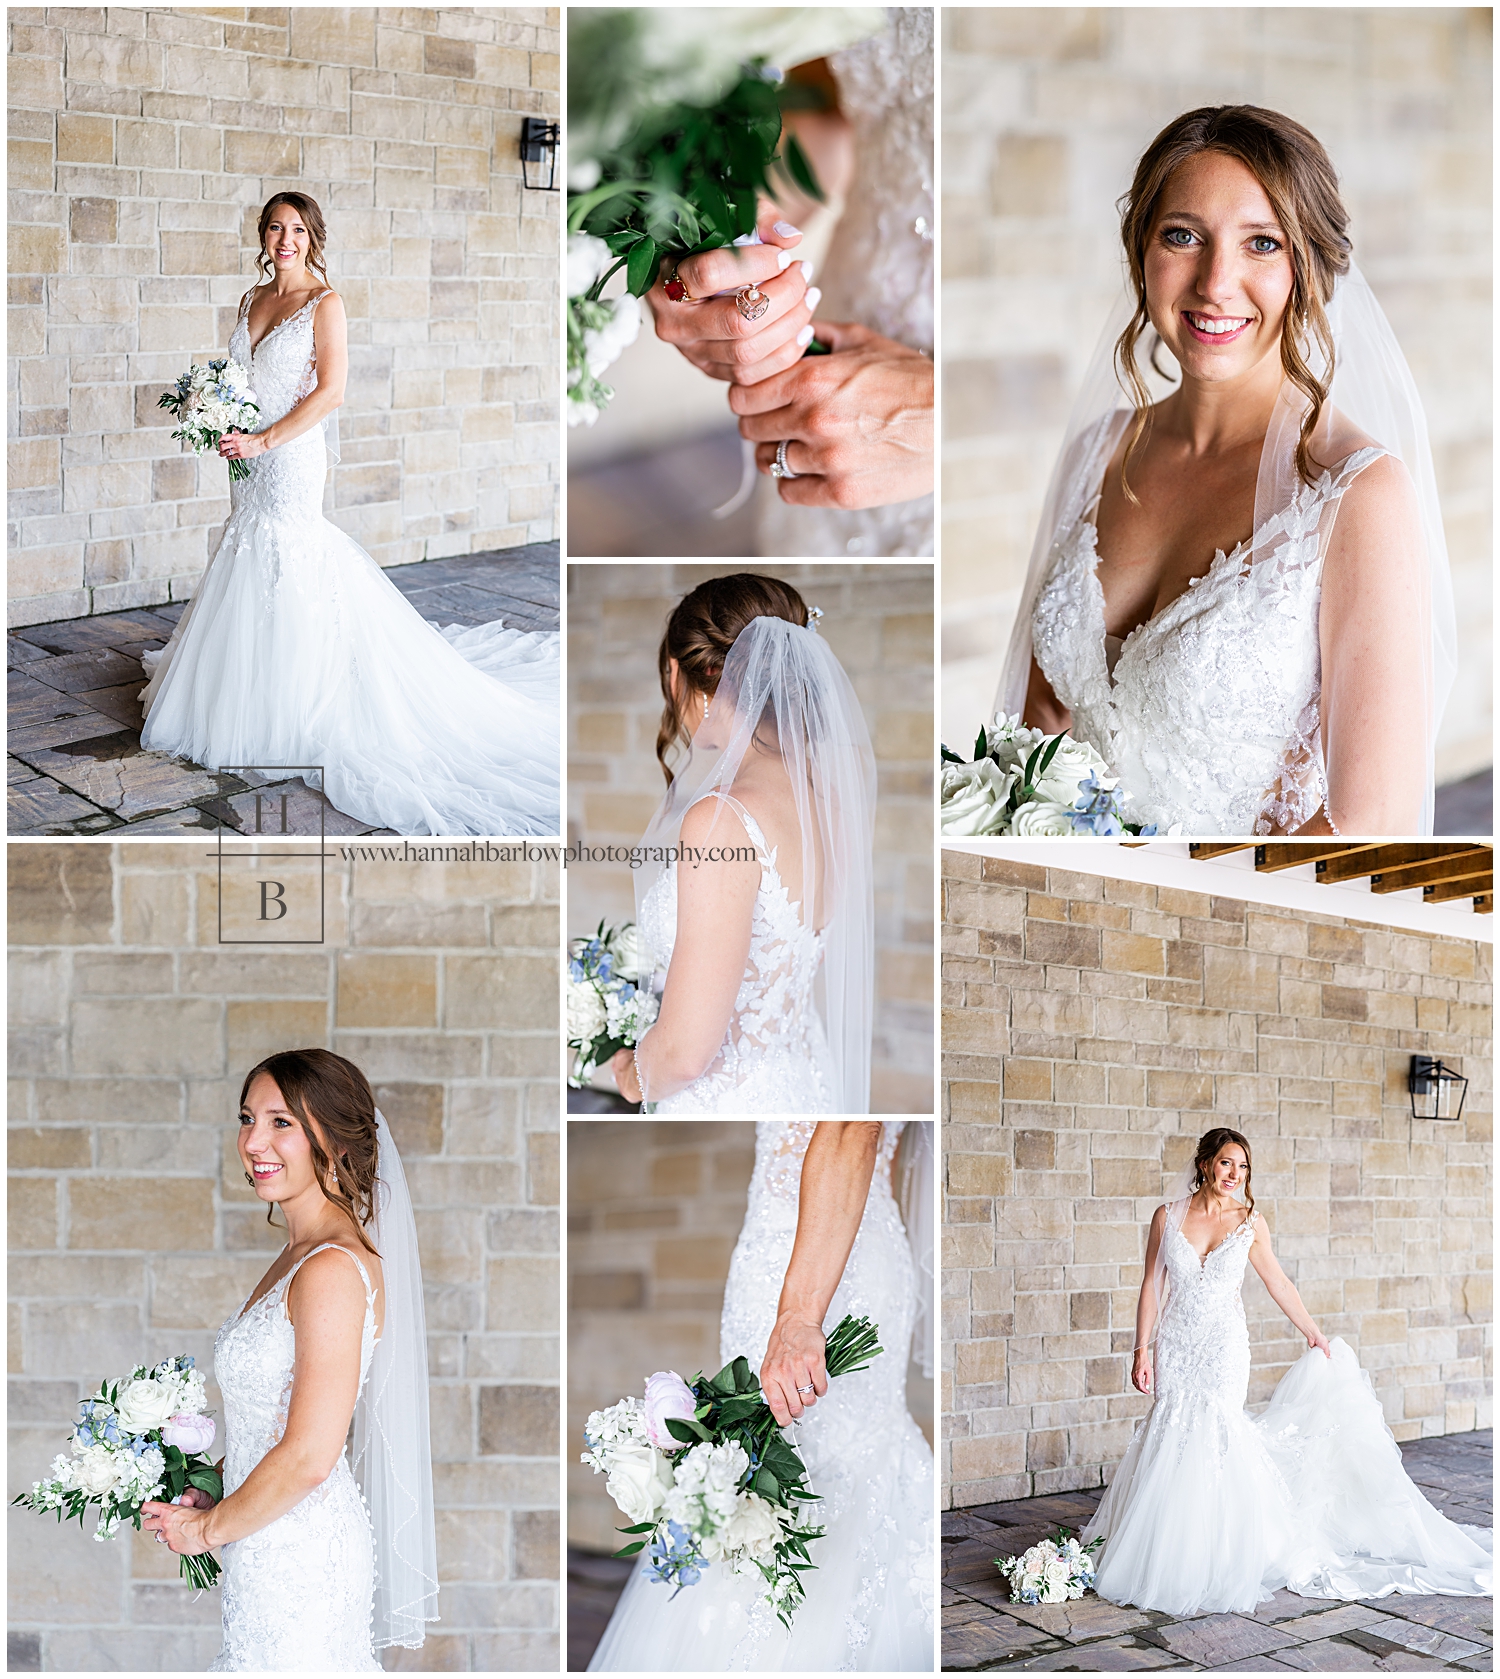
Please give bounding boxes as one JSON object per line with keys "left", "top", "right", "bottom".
{"left": 634, "top": 614, "right": 877, "bottom": 1113}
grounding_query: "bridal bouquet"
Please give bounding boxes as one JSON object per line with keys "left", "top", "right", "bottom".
{"left": 13, "top": 1355, "right": 223, "bottom": 1589}
{"left": 996, "top": 1527, "right": 1102, "bottom": 1605}
{"left": 567, "top": 919, "right": 659, "bottom": 1088}
{"left": 158, "top": 359, "right": 261, "bottom": 482}
{"left": 940, "top": 716, "right": 1172, "bottom": 837}
{"left": 582, "top": 1314, "right": 882, "bottom": 1626}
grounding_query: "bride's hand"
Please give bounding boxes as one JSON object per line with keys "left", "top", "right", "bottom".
{"left": 219, "top": 430, "right": 268, "bottom": 460}
{"left": 730, "top": 321, "right": 934, "bottom": 509}
{"left": 141, "top": 1495, "right": 215, "bottom": 1556}
{"left": 645, "top": 218, "right": 814, "bottom": 385}
{"left": 760, "top": 1312, "right": 828, "bottom": 1426}
{"left": 1308, "top": 1329, "right": 1332, "bottom": 1358}
{"left": 609, "top": 1047, "right": 642, "bottom": 1106}
{"left": 1131, "top": 1348, "right": 1153, "bottom": 1395}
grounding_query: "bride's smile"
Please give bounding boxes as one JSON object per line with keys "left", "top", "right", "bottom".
{"left": 238, "top": 1073, "right": 324, "bottom": 1211}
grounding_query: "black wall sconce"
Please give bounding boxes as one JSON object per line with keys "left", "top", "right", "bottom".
{"left": 1408, "top": 1055, "right": 1468, "bottom": 1121}
{"left": 521, "top": 117, "right": 559, "bottom": 192}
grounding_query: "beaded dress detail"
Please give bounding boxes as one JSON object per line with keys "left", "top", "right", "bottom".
{"left": 590, "top": 1121, "right": 935, "bottom": 1671}
{"left": 638, "top": 795, "right": 835, "bottom": 1114}
{"left": 209, "top": 1243, "right": 379, "bottom": 1672}
{"left": 1085, "top": 1209, "right": 1492, "bottom": 1617}
{"left": 139, "top": 285, "right": 559, "bottom": 836}
{"left": 757, "top": 6, "right": 934, "bottom": 559}
{"left": 1031, "top": 420, "right": 1386, "bottom": 835}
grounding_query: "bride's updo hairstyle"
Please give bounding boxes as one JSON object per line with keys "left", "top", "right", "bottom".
{"left": 255, "top": 191, "right": 330, "bottom": 285}
{"left": 1115, "top": 105, "right": 1352, "bottom": 501}
{"left": 1190, "top": 1126, "right": 1255, "bottom": 1217}
{"left": 655, "top": 572, "right": 810, "bottom": 784}
{"left": 241, "top": 1047, "right": 379, "bottom": 1252}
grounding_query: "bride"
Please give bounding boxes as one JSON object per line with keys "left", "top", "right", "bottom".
{"left": 1084, "top": 1127, "right": 1492, "bottom": 1617}
{"left": 589, "top": 1120, "right": 934, "bottom": 1670}
{"left": 139, "top": 192, "right": 560, "bottom": 837}
{"left": 999, "top": 106, "right": 1456, "bottom": 836}
{"left": 608, "top": 573, "right": 876, "bottom": 1114}
{"left": 141, "top": 1049, "right": 437, "bottom": 1670}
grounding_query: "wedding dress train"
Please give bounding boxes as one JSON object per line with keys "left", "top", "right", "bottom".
{"left": 1084, "top": 1210, "right": 1492, "bottom": 1618}
{"left": 140, "top": 287, "right": 559, "bottom": 836}
{"left": 589, "top": 1121, "right": 934, "bottom": 1671}
{"left": 210, "top": 1243, "right": 379, "bottom": 1671}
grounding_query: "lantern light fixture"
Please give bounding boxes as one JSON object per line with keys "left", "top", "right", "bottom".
{"left": 521, "top": 117, "right": 559, "bottom": 192}
{"left": 1408, "top": 1055, "right": 1468, "bottom": 1122}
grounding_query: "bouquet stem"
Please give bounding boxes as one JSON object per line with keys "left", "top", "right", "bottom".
{"left": 180, "top": 1551, "right": 222, "bottom": 1590}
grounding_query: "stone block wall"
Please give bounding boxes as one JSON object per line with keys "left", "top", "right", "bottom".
{"left": 8, "top": 5, "right": 561, "bottom": 629}
{"left": 7, "top": 842, "right": 560, "bottom": 1672}
{"left": 939, "top": 7, "right": 1492, "bottom": 781}
{"left": 939, "top": 850, "right": 1493, "bottom": 1511}
{"left": 566, "top": 563, "right": 936, "bottom": 1114}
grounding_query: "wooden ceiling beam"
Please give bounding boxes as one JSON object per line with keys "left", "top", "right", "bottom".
{"left": 1370, "top": 854, "right": 1492, "bottom": 894}
{"left": 1252, "top": 842, "right": 1384, "bottom": 874}
{"left": 1314, "top": 843, "right": 1488, "bottom": 885}
{"left": 1424, "top": 877, "right": 1495, "bottom": 907}
{"left": 1187, "top": 843, "right": 1255, "bottom": 860}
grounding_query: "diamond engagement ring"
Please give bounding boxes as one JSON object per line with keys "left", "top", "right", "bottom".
{"left": 796, "top": 1382, "right": 815, "bottom": 1394}
{"left": 771, "top": 440, "right": 799, "bottom": 479}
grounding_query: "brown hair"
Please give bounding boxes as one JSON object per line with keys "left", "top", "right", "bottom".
{"left": 1114, "top": 105, "right": 1351, "bottom": 501}
{"left": 240, "top": 1048, "right": 379, "bottom": 1252}
{"left": 1191, "top": 1126, "right": 1255, "bottom": 1218}
{"left": 654, "top": 572, "right": 809, "bottom": 784}
{"left": 255, "top": 192, "right": 330, "bottom": 285}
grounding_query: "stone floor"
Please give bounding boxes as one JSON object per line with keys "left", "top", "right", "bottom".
{"left": 567, "top": 1547, "right": 635, "bottom": 1671}
{"left": 7, "top": 544, "right": 559, "bottom": 837}
{"left": 567, "top": 425, "right": 758, "bottom": 557}
{"left": 943, "top": 1430, "right": 1492, "bottom": 1673}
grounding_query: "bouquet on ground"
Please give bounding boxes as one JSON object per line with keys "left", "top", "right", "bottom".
{"left": 159, "top": 359, "right": 261, "bottom": 482}
{"left": 996, "top": 1526, "right": 1103, "bottom": 1605}
{"left": 940, "top": 715, "right": 1174, "bottom": 837}
{"left": 567, "top": 919, "right": 659, "bottom": 1088}
{"left": 582, "top": 1314, "right": 882, "bottom": 1626}
{"left": 13, "top": 1355, "right": 223, "bottom": 1589}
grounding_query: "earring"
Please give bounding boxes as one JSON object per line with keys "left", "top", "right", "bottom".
{"left": 244, "top": 1170, "right": 254, "bottom": 1187}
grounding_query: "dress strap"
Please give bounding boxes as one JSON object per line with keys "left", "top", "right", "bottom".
{"left": 284, "top": 1240, "right": 376, "bottom": 1305}
{"left": 702, "top": 790, "right": 771, "bottom": 862}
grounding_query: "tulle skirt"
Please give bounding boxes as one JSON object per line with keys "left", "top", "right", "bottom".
{"left": 1085, "top": 1339, "right": 1492, "bottom": 1618}
{"left": 140, "top": 497, "right": 559, "bottom": 837}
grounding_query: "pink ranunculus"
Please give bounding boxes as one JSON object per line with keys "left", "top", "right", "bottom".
{"left": 641, "top": 1371, "right": 697, "bottom": 1451}
{"left": 161, "top": 1412, "right": 216, "bottom": 1455}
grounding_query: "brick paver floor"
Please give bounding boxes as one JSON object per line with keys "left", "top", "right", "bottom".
{"left": 943, "top": 1430, "right": 1492, "bottom": 1672}
{"left": 7, "top": 543, "right": 558, "bottom": 836}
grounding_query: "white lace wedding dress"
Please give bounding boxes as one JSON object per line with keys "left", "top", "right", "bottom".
{"left": 1084, "top": 1209, "right": 1493, "bottom": 1617}
{"left": 757, "top": 5, "right": 934, "bottom": 560}
{"left": 637, "top": 793, "right": 836, "bottom": 1114}
{"left": 140, "top": 286, "right": 560, "bottom": 836}
{"left": 210, "top": 1243, "right": 379, "bottom": 1672}
{"left": 590, "top": 1120, "right": 934, "bottom": 1671}
{"left": 1031, "top": 409, "right": 1386, "bottom": 835}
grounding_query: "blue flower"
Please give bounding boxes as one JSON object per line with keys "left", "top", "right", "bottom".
{"left": 648, "top": 1521, "right": 703, "bottom": 1591}
{"left": 596, "top": 952, "right": 613, "bottom": 981}
{"left": 568, "top": 959, "right": 585, "bottom": 983}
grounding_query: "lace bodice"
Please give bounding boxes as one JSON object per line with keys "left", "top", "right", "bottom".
{"left": 210, "top": 1242, "right": 379, "bottom": 1671}
{"left": 757, "top": 6, "right": 933, "bottom": 558}
{"left": 638, "top": 795, "right": 834, "bottom": 1114}
{"left": 226, "top": 286, "right": 335, "bottom": 521}
{"left": 1154, "top": 1210, "right": 1259, "bottom": 1409}
{"left": 1032, "top": 443, "right": 1385, "bottom": 835}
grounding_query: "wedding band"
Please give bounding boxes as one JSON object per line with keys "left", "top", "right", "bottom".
{"left": 796, "top": 1382, "right": 815, "bottom": 1394}
{"left": 771, "top": 440, "right": 799, "bottom": 480}
{"left": 155, "top": 1532, "right": 165, "bottom": 1543}
{"left": 735, "top": 284, "right": 769, "bottom": 323}
{"left": 662, "top": 265, "right": 694, "bottom": 303}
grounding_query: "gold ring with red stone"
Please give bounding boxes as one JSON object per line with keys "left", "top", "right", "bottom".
{"left": 662, "top": 264, "right": 695, "bottom": 303}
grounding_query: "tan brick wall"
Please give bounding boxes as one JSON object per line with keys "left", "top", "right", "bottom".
{"left": 566, "top": 1119, "right": 935, "bottom": 1552}
{"left": 939, "top": 850, "right": 1493, "bottom": 1510}
{"left": 8, "top": 5, "right": 560, "bottom": 629}
{"left": 567, "top": 564, "right": 935, "bottom": 1115}
{"left": 7, "top": 842, "right": 560, "bottom": 1672}
{"left": 940, "top": 7, "right": 1492, "bottom": 782}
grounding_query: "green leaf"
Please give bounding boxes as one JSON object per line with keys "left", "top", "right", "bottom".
{"left": 940, "top": 744, "right": 964, "bottom": 765}
{"left": 615, "top": 1520, "right": 656, "bottom": 1535}
{"left": 974, "top": 725, "right": 988, "bottom": 763}
{"left": 1033, "top": 731, "right": 1065, "bottom": 784}
{"left": 624, "top": 236, "right": 658, "bottom": 297}
{"left": 611, "top": 1540, "right": 647, "bottom": 1557}
{"left": 780, "top": 131, "right": 824, "bottom": 203}
{"left": 665, "top": 1415, "right": 713, "bottom": 1445}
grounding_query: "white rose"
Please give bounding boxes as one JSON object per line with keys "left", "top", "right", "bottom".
{"left": 603, "top": 1439, "right": 674, "bottom": 1525}
{"left": 1009, "top": 799, "right": 1077, "bottom": 838}
{"left": 566, "top": 979, "right": 607, "bottom": 1045}
{"left": 610, "top": 923, "right": 645, "bottom": 983}
{"left": 1042, "top": 1579, "right": 1069, "bottom": 1603}
{"left": 72, "top": 1446, "right": 127, "bottom": 1498}
{"left": 702, "top": 1490, "right": 784, "bottom": 1561}
{"left": 1044, "top": 1558, "right": 1070, "bottom": 1587}
{"left": 1032, "top": 734, "right": 1110, "bottom": 806}
{"left": 115, "top": 1378, "right": 178, "bottom": 1434}
{"left": 940, "top": 759, "right": 1017, "bottom": 836}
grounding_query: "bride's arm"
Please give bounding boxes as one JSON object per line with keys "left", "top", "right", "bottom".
{"left": 1298, "top": 454, "right": 1429, "bottom": 835}
{"left": 1130, "top": 1204, "right": 1166, "bottom": 1394}
{"left": 141, "top": 1249, "right": 371, "bottom": 1554}
{"left": 222, "top": 293, "right": 348, "bottom": 461}
{"left": 1023, "top": 654, "right": 1071, "bottom": 736}
{"left": 760, "top": 1121, "right": 883, "bottom": 1426}
{"left": 614, "top": 799, "right": 760, "bottom": 1105}
{"left": 1246, "top": 1213, "right": 1332, "bottom": 1356}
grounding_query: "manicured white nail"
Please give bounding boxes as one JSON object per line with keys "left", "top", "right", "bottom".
{"left": 773, "top": 221, "right": 801, "bottom": 238}
{"left": 796, "top": 325, "right": 814, "bottom": 347}
{"left": 805, "top": 287, "right": 822, "bottom": 311}
{"left": 800, "top": 261, "right": 815, "bottom": 283}
{"left": 777, "top": 248, "right": 795, "bottom": 270}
